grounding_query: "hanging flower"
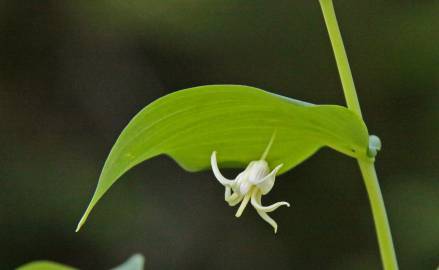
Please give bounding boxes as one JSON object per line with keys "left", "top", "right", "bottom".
{"left": 210, "top": 148, "right": 290, "bottom": 233}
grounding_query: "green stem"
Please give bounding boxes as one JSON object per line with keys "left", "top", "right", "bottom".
{"left": 319, "top": 0, "right": 362, "bottom": 118}
{"left": 318, "top": 0, "right": 399, "bottom": 269}
{"left": 358, "top": 161, "right": 398, "bottom": 269}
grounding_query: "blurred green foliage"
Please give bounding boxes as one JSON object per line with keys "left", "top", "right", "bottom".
{"left": 17, "top": 261, "right": 77, "bottom": 270}
{"left": 17, "top": 254, "right": 144, "bottom": 270}
{"left": 1, "top": 1, "right": 438, "bottom": 269}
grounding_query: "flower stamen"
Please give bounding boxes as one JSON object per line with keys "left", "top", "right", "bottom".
{"left": 235, "top": 190, "right": 253, "bottom": 217}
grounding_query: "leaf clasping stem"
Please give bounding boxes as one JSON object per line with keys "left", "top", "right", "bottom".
{"left": 318, "top": 0, "right": 399, "bottom": 269}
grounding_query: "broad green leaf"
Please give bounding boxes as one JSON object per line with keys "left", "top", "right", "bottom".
{"left": 77, "top": 84, "right": 369, "bottom": 230}
{"left": 16, "top": 261, "right": 77, "bottom": 270}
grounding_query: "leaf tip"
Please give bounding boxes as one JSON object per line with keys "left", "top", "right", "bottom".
{"left": 75, "top": 215, "right": 85, "bottom": 232}
{"left": 75, "top": 203, "right": 94, "bottom": 232}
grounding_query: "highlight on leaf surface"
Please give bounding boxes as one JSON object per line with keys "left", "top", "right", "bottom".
{"left": 76, "top": 84, "right": 370, "bottom": 231}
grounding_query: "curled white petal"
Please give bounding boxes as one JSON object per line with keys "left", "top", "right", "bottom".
{"left": 253, "top": 192, "right": 279, "bottom": 233}
{"left": 228, "top": 194, "right": 244, "bottom": 206}
{"left": 224, "top": 186, "right": 232, "bottom": 201}
{"left": 251, "top": 189, "right": 290, "bottom": 213}
{"left": 225, "top": 187, "right": 243, "bottom": 206}
{"left": 254, "top": 163, "right": 283, "bottom": 194}
{"left": 256, "top": 210, "right": 278, "bottom": 233}
{"left": 211, "top": 151, "right": 235, "bottom": 186}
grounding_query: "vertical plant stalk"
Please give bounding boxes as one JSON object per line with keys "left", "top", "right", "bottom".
{"left": 318, "top": 0, "right": 399, "bottom": 269}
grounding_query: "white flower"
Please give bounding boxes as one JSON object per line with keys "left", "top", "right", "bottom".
{"left": 210, "top": 151, "right": 290, "bottom": 233}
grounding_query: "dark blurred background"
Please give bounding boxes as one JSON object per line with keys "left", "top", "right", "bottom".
{"left": 1, "top": 1, "right": 438, "bottom": 269}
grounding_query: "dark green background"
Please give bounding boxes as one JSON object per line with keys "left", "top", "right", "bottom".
{"left": 1, "top": 1, "right": 438, "bottom": 269}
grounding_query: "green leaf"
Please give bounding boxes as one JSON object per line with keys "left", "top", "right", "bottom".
{"left": 77, "top": 85, "right": 369, "bottom": 231}
{"left": 17, "top": 254, "right": 145, "bottom": 270}
{"left": 111, "top": 254, "right": 144, "bottom": 270}
{"left": 16, "top": 261, "right": 77, "bottom": 270}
